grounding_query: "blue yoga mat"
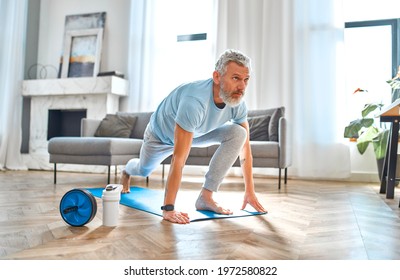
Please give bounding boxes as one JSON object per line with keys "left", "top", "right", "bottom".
{"left": 87, "top": 186, "right": 266, "bottom": 222}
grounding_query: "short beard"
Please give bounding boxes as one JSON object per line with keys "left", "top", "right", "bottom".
{"left": 219, "top": 84, "right": 245, "bottom": 107}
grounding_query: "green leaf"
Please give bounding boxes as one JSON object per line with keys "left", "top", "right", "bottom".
{"left": 356, "top": 141, "right": 370, "bottom": 155}
{"left": 361, "top": 103, "right": 383, "bottom": 118}
{"left": 356, "top": 126, "right": 380, "bottom": 155}
{"left": 387, "top": 79, "right": 400, "bottom": 90}
{"left": 343, "top": 118, "right": 374, "bottom": 138}
{"left": 372, "top": 129, "right": 389, "bottom": 159}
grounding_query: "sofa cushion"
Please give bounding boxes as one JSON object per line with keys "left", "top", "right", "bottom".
{"left": 250, "top": 141, "right": 279, "bottom": 158}
{"left": 48, "top": 137, "right": 142, "bottom": 156}
{"left": 94, "top": 114, "right": 137, "bottom": 138}
{"left": 268, "top": 107, "right": 284, "bottom": 141}
{"left": 117, "top": 112, "right": 153, "bottom": 139}
{"left": 248, "top": 115, "right": 271, "bottom": 141}
{"left": 247, "top": 107, "right": 285, "bottom": 142}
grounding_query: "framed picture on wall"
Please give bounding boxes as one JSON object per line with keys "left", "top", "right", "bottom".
{"left": 61, "top": 28, "right": 103, "bottom": 78}
{"left": 64, "top": 12, "right": 106, "bottom": 30}
{"left": 58, "top": 12, "right": 106, "bottom": 78}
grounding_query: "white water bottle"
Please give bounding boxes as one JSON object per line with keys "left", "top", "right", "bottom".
{"left": 102, "top": 184, "right": 123, "bottom": 227}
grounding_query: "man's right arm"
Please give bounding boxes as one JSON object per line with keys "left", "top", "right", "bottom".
{"left": 162, "top": 123, "right": 193, "bottom": 224}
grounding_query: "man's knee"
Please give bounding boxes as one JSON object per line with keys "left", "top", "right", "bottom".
{"left": 138, "top": 165, "right": 153, "bottom": 177}
{"left": 126, "top": 158, "right": 153, "bottom": 177}
{"left": 229, "top": 124, "right": 247, "bottom": 143}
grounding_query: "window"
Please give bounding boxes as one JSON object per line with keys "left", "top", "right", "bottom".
{"left": 344, "top": 19, "right": 400, "bottom": 124}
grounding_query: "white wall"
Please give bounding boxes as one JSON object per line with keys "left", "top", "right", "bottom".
{"left": 37, "top": 0, "right": 131, "bottom": 78}
{"left": 349, "top": 142, "right": 380, "bottom": 182}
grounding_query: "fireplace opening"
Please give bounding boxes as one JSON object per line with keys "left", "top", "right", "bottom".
{"left": 47, "top": 109, "right": 87, "bottom": 140}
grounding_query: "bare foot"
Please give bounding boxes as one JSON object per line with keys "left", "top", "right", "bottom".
{"left": 195, "top": 193, "right": 233, "bottom": 215}
{"left": 120, "top": 169, "right": 130, "bottom": 193}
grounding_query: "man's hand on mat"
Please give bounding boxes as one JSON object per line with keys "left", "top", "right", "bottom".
{"left": 163, "top": 210, "right": 190, "bottom": 224}
{"left": 241, "top": 192, "right": 267, "bottom": 213}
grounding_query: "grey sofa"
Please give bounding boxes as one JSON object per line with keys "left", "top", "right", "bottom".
{"left": 48, "top": 107, "right": 291, "bottom": 188}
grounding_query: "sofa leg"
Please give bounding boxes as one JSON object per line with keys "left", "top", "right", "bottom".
{"left": 54, "top": 163, "right": 57, "bottom": 184}
{"left": 278, "top": 168, "right": 281, "bottom": 189}
{"left": 284, "top": 168, "right": 288, "bottom": 184}
{"left": 107, "top": 166, "right": 111, "bottom": 184}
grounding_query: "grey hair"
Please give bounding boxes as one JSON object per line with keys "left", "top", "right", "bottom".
{"left": 215, "top": 49, "right": 252, "bottom": 76}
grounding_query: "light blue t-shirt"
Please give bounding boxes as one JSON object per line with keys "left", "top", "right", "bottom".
{"left": 149, "top": 78, "right": 248, "bottom": 145}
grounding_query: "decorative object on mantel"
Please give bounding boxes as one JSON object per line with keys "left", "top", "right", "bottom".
{"left": 61, "top": 28, "right": 104, "bottom": 78}
{"left": 58, "top": 12, "right": 106, "bottom": 78}
{"left": 98, "top": 71, "right": 125, "bottom": 79}
{"left": 27, "top": 63, "right": 58, "bottom": 79}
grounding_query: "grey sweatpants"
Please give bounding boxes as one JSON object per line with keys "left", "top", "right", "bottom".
{"left": 125, "top": 123, "right": 247, "bottom": 192}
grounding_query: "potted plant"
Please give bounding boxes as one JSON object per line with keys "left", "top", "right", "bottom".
{"left": 343, "top": 70, "right": 400, "bottom": 178}
{"left": 343, "top": 98, "right": 386, "bottom": 157}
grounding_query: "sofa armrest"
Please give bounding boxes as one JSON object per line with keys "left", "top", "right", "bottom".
{"left": 278, "top": 117, "right": 292, "bottom": 168}
{"left": 81, "top": 118, "right": 101, "bottom": 137}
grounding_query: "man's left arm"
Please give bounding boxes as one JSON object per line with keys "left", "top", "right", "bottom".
{"left": 239, "top": 121, "right": 267, "bottom": 213}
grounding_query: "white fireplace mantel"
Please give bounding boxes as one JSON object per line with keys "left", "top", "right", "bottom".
{"left": 22, "top": 76, "right": 129, "bottom": 171}
{"left": 22, "top": 76, "right": 128, "bottom": 97}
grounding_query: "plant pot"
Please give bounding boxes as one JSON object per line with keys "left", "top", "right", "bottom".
{"left": 377, "top": 158, "right": 384, "bottom": 181}
{"left": 377, "top": 156, "right": 400, "bottom": 183}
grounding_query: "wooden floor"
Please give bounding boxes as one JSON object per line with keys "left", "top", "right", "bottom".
{"left": 1, "top": 169, "right": 400, "bottom": 260}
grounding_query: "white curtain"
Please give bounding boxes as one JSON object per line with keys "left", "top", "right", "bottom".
{"left": 126, "top": 0, "right": 157, "bottom": 112}
{"left": 0, "top": 0, "right": 28, "bottom": 170}
{"left": 292, "top": 0, "right": 350, "bottom": 179}
{"left": 127, "top": 0, "right": 216, "bottom": 112}
{"left": 216, "top": 0, "right": 351, "bottom": 179}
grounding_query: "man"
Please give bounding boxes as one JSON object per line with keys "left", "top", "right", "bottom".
{"left": 121, "top": 49, "right": 267, "bottom": 224}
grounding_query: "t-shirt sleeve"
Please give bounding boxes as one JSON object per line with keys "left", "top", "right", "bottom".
{"left": 175, "top": 97, "right": 205, "bottom": 132}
